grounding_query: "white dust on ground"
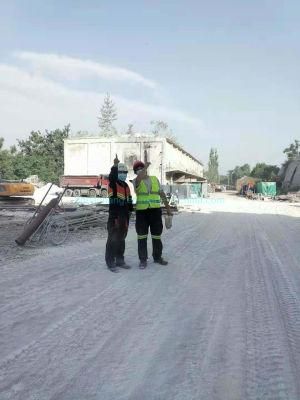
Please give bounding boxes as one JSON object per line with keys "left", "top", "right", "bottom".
{"left": 0, "top": 193, "right": 299, "bottom": 400}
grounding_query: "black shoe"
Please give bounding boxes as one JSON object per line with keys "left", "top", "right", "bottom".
{"left": 107, "top": 264, "right": 119, "bottom": 273}
{"left": 154, "top": 257, "right": 168, "bottom": 265}
{"left": 116, "top": 261, "right": 131, "bottom": 269}
{"left": 139, "top": 260, "right": 147, "bottom": 269}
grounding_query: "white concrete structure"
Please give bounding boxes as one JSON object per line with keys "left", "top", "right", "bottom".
{"left": 64, "top": 135, "right": 204, "bottom": 184}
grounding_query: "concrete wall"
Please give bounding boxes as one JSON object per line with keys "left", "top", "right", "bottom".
{"left": 164, "top": 141, "right": 203, "bottom": 180}
{"left": 64, "top": 136, "right": 203, "bottom": 184}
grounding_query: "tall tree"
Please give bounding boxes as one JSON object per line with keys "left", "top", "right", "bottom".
{"left": 98, "top": 93, "right": 117, "bottom": 136}
{"left": 125, "top": 123, "right": 134, "bottom": 136}
{"left": 283, "top": 139, "right": 300, "bottom": 160}
{"left": 219, "top": 175, "right": 229, "bottom": 185}
{"left": 207, "top": 148, "right": 219, "bottom": 183}
{"left": 150, "top": 120, "right": 179, "bottom": 144}
{"left": 150, "top": 120, "right": 169, "bottom": 136}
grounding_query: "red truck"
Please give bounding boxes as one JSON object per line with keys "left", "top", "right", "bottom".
{"left": 60, "top": 175, "right": 109, "bottom": 197}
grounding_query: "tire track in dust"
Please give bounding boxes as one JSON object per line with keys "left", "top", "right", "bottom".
{"left": 245, "top": 215, "right": 298, "bottom": 400}
{"left": 179, "top": 212, "right": 247, "bottom": 400}
{"left": 255, "top": 216, "right": 300, "bottom": 397}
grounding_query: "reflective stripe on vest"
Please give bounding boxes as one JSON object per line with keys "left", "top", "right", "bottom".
{"left": 108, "top": 182, "right": 130, "bottom": 202}
{"left": 136, "top": 176, "right": 161, "bottom": 210}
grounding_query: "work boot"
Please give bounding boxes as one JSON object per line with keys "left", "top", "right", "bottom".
{"left": 139, "top": 260, "right": 147, "bottom": 269}
{"left": 154, "top": 257, "right": 168, "bottom": 265}
{"left": 107, "top": 263, "right": 119, "bottom": 273}
{"left": 116, "top": 260, "right": 131, "bottom": 269}
{"left": 108, "top": 266, "right": 119, "bottom": 273}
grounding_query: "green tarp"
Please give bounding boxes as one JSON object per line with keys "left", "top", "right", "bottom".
{"left": 256, "top": 182, "right": 276, "bottom": 196}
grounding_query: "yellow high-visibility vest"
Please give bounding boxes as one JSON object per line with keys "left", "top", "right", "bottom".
{"left": 136, "top": 176, "right": 161, "bottom": 210}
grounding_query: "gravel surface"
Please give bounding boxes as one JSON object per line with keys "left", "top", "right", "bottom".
{"left": 0, "top": 194, "right": 299, "bottom": 400}
{"left": 0, "top": 209, "right": 107, "bottom": 265}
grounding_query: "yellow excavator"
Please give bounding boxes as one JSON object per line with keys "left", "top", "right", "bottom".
{"left": 0, "top": 179, "right": 35, "bottom": 197}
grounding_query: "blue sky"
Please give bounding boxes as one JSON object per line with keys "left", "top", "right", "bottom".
{"left": 1, "top": 0, "right": 299, "bottom": 172}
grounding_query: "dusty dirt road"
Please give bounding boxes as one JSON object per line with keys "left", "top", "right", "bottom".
{"left": 0, "top": 194, "right": 300, "bottom": 400}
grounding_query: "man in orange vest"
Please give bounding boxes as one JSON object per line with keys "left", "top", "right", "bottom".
{"left": 105, "top": 154, "right": 133, "bottom": 272}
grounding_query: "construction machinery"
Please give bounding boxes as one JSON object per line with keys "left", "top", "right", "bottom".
{"left": 0, "top": 179, "right": 35, "bottom": 197}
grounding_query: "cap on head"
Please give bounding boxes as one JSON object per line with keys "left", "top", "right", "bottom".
{"left": 133, "top": 160, "right": 145, "bottom": 173}
{"left": 118, "top": 163, "right": 128, "bottom": 173}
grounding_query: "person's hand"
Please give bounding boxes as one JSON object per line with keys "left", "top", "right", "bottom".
{"left": 166, "top": 207, "right": 173, "bottom": 216}
{"left": 114, "top": 153, "right": 120, "bottom": 165}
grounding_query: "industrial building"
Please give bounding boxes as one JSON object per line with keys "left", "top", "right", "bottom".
{"left": 64, "top": 135, "right": 204, "bottom": 185}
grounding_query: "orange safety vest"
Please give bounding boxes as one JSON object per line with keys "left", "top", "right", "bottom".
{"left": 108, "top": 182, "right": 131, "bottom": 203}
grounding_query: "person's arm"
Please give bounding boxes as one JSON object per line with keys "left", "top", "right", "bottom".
{"left": 127, "top": 192, "right": 134, "bottom": 212}
{"left": 160, "top": 189, "right": 172, "bottom": 215}
{"left": 157, "top": 178, "right": 172, "bottom": 215}
{"left": 95, "top": 175, "right": 101, "bottom": 188}
{"left": 109, "top": 154, "right": 119, "bottom": 183}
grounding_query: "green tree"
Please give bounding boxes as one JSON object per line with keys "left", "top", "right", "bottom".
{"left": 229, "top": 164, "right": 251, "bottom": 185}
{"left": 283, "top": 139, "right": 300, "bottom": 160}
{"left": 17, "top": 125, "right": 70, "bottom": 183}
{"left": 219, "top": 175, "right": 229, "bottom": 185}
{"left": 206, "top": 148, "right": 219, "bottom": 183}
{"left": 250, "top": 163, "right": 279, "bottom": 181}
{"left": 227, "top": 169, "right": 234, "bottom": 185}
{"left": 219, "top": 175, "right": 228, "bottom": 185}
{"left": 0, "top": 138, "right": 15, "bottom": 179}
{"left": 98, "top": 93, "right": 117, "bottom": 136}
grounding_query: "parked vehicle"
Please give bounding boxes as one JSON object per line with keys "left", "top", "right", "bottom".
{"left": 59, "top": 175, "right": 109, "bottom": 197}
{"left": 0, "top": 179, "right": 35, "bottom": 197}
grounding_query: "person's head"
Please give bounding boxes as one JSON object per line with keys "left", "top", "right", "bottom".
{"left": 133, "top": 160, "right": 145, "bottom": 175}
{"left": 117, "top": 163, "right": 128, "bottom": 181}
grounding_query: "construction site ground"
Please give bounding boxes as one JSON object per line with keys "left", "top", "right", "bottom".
{"left": 0, "top": 208, "right": 107, "bottom": 265}
{"left": 0, "top": 192, "right": 300, "bottom": 400}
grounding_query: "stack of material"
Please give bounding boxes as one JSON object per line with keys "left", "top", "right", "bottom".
{"left": 63, "top": 209, "right": 107, "bottom": 231}
{"left": 275, "top": 193, "right": 300, "bottom": 202}
{"left": 33, "top": 183, "right": 63, "bottom": 205}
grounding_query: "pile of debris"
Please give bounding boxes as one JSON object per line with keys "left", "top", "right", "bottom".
{"left": 33, "top": 183, "right": 63, "bottom": 205}
{"left": 275, "top": 192, "right": 300, "bottom": 202}
{"left": 64, "top": 207, "right": 108, "bottom": 231}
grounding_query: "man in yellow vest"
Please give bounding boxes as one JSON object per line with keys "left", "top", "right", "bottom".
{"left": 133, "top": 160, "right": 172, "bottom": 269}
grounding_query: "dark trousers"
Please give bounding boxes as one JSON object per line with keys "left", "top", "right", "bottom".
{"left": 105, "top": 214, "right": 129, "bottom": 267}
{"left": 135, "top": 208, "right": 163, "bottom": 261}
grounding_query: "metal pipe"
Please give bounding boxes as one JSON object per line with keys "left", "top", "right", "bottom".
{"left": 32, "top": 183, "right": 53, "bottom": 219}
{"left": 15, "top": 197, "right": 59, "bottom": 246}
